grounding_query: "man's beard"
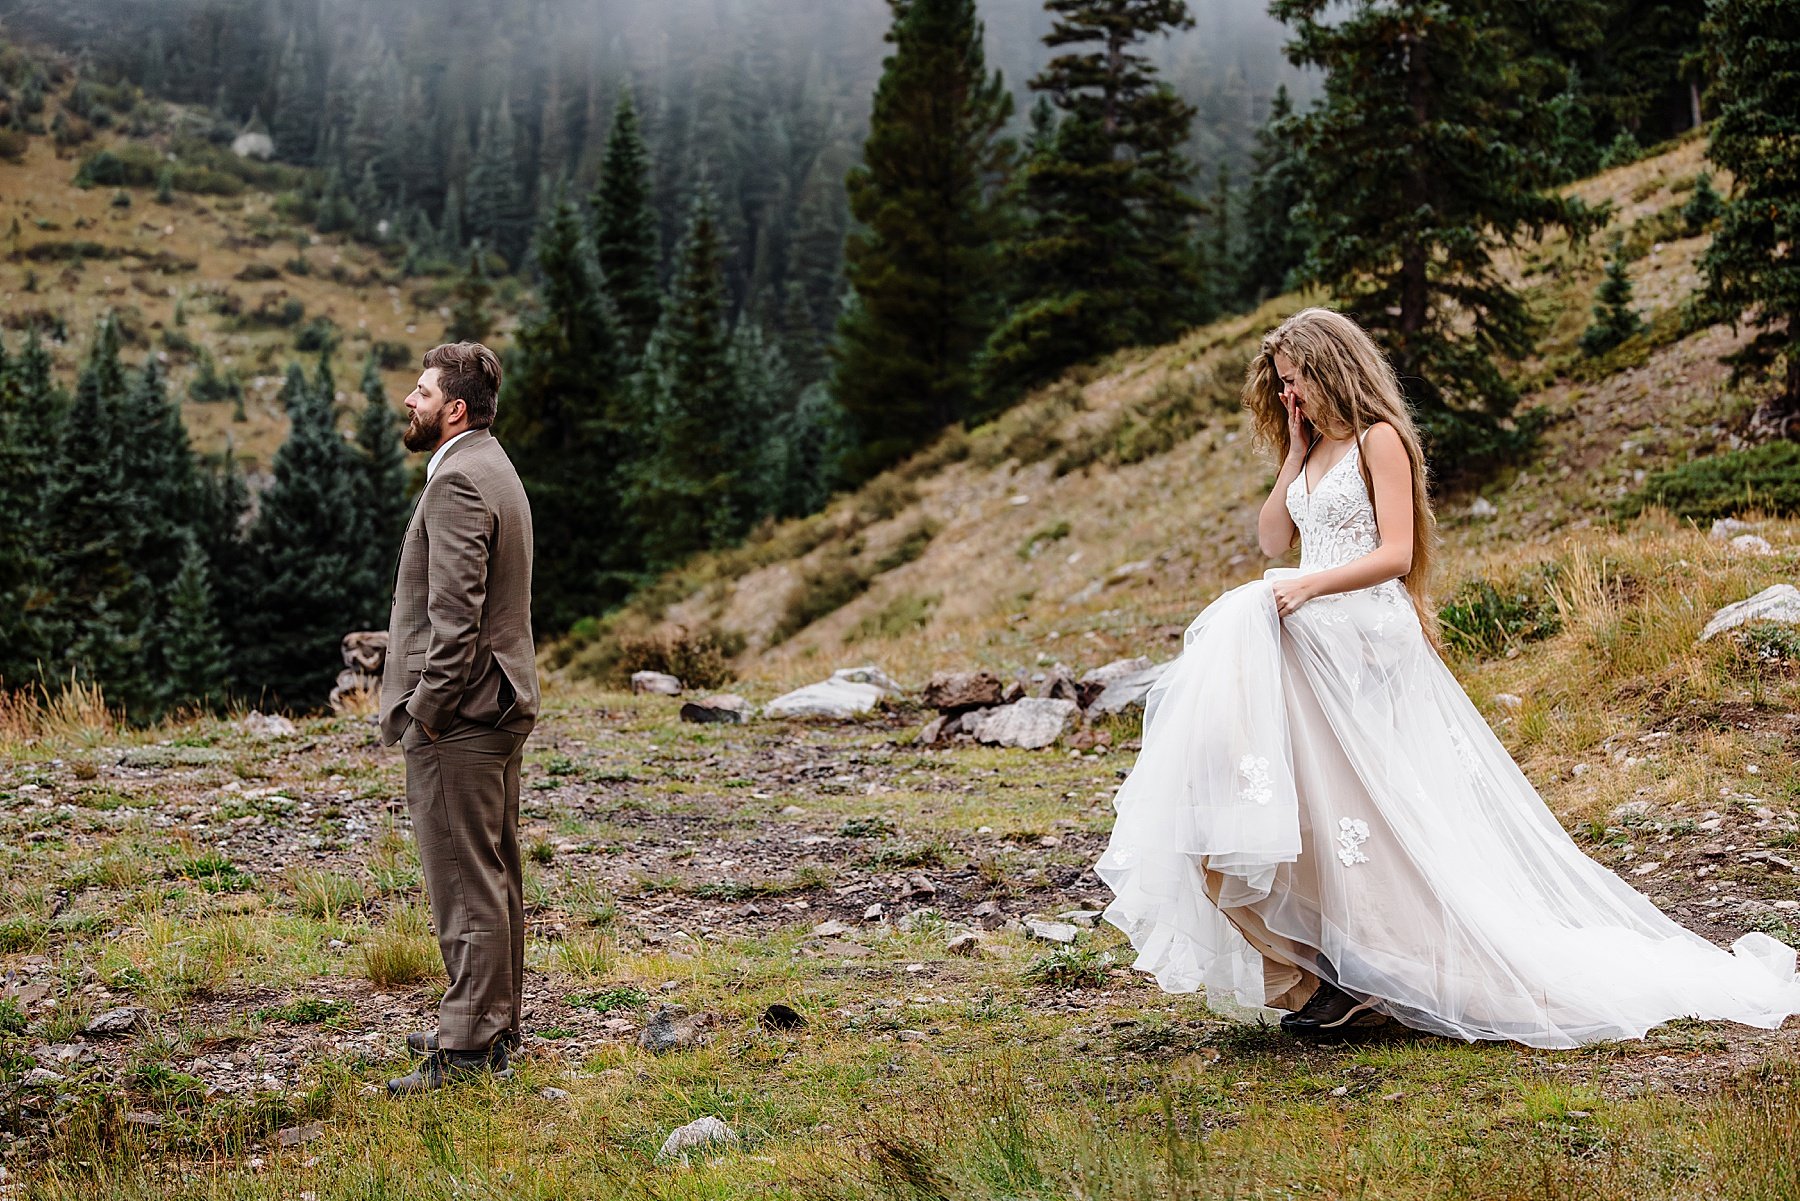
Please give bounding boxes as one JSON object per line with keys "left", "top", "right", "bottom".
{"left": 403, "top": 407, "right": 443, "bottom": 453}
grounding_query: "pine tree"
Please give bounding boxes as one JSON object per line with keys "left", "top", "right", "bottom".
{"left": 1702, "top": 0, "right": 1800, "bottom": 434}
{"left": 1272, "top": 0, "right": 1600, "bottom": 471}
{"left": 163, "top": 533, "right": 230, "bottom": 710}
{"left": 499, "top": 195, "right": 630, "bottom": 630}
{"left": 237, "top": 363, "right": 378, "bottom": 710}
{"left": 39, "top": 319, "right": 153, "bottom": 714}
{"left": 354, "top": 354, "right": 409, "bottom": 622}
{"left": 834, "top": 0, "right": 1016, "bottom": 481}
{"left": 1579, "top": 237, "right": 1643, "bottom": 356}
{"left": 773, "top": 381, "right": 847, "bottom": 518}
{"left": 1243, "top": 85, "right": 1311, "bottom": 305}
{"left": 0, "top": 333, "right": 58, "bottom": 688}
{"left": 271, "top": 28, "right": 321, "bottom": 165}
{"left": 1683, "top": 172, "right": 1722, "bottom": 234}
{"left": 1204, "top": 163, "right": 1235, "bottom": 318}
{"left": 635, "top": 186, "right": 750, "bottom": 567}
{"left": 194, "top": 443, "right": 251, "bottom": 694}
{"left": 445, "top": 243, "right": 495, "bottom": 343}
{"left": 465, "top": 100, "right": 530, "bottom": 268}
{"left": 978, "top": 0, "right": 1202, "bottom": 409}
{"left": 592, "top": 89, "right": 662, "bottom": 360}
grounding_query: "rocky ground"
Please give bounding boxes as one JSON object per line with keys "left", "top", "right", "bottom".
{"left": 3, "top": 681, "right": 1797, "bottom": 1198}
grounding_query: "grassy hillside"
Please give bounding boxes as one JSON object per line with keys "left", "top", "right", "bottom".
{"left": 0, "top": 70, "right": 506, "bottom": 475}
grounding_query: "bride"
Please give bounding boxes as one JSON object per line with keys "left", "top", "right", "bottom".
{"left": 1095, "top": 307, "right": 1800, "bottom": 1047}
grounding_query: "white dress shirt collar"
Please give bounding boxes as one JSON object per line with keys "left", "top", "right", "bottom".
{"left": 426, "top": 429, "right": 477, "bottom": 480}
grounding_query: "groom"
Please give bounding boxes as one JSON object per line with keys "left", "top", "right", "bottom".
{"left": 378, "top": 341, "right": 538, "bottom": 1095}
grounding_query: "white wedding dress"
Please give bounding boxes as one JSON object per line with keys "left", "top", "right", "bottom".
{"left": 1096, "top": 435, "right": 1800, "bottom": 1047}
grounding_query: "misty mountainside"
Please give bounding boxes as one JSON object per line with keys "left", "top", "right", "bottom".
{"left": 557, "top": 133, "right": 1787, "bottom": 694}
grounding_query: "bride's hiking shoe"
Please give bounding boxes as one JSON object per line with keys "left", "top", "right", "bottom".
{"left": 1280, "top": 981, "right": 1388, "bottom": 1039}
{"left": 406, "top": 1029, "right": 521, "bottom": 1058}
{"left": 387, "top": 1038, "right": 512, "bottom": 1096}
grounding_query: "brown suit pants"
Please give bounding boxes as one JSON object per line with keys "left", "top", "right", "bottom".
{"left": 402, "top": 717, "right": 529, "bottom": 1050}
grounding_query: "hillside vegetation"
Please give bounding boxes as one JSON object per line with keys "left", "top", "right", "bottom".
{"left": 1, "top": 92, "right": 490, "bottom": 473}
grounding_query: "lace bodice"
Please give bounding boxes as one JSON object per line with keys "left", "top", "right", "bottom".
{"left": 1286, "top": 439, "right": 1382, "bottom": 572}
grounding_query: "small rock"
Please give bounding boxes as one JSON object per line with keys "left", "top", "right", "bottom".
{"left": 1710, "top": 518, "right": 1759, "bottom": 540}
{"left": 277, "top": 1122, "right": 323, "bottom": 1148}
{"left": 1057, "top": 910, "right": 1103, "bottom": 928}
{"left": 904, "top": 875, "right": 937, "bottom": 899}
{"left": 759, "top": 1003, "right": 807, "bottom": 1031}
{"left": 83, "top": 1007, "right": 146, "bottom": 1037}
{"left": 1467, "top": 496, "right": 1498, "bottom": 520}
{"left": 918, "top": 715, "right": 949, "bottom": 745}
{"left": 922, "top": 671, "right": 1005, "bottom": 713}
{"left": 831, "top": 665, "right": 904, "bottom": 695}
{"left": 630, "top": 671, "right": 683, "bottom": 696}
{"left": 657, "top": 1116, "right": 738, "bottom": 1162}
{"left": 1633, "top": 861, "right": 1661, "bottom": 876}
{"left": 125, "top": 1111, "right": 163, "bottom": 1128}
{"left": 780, "top": 805, "right": 805, "bottom": 817}
{"left": 1700, "top": 584, "right": 1800, "bottom": 642}
{"left": 1493, "top": 693, "right": 1524, "bottom": 713}
{"left": 238, "top": 711, "right": 299, "bottom": 739}
{"left": 1024, "top": 918, "right": 1080, "bottom": 944}
{"left": 540, "top": 1087, "right": 572, "bottom": 1102}
{"left": 638, "top": 1005, "right": 712, "bottom": 1054}
{"left": 946, "top": 932, "right": 982, "bottom": 957}
{"left": 1609, "top": 800, "right": 1653, "bottom": 823}
{"left": 864, "top": 903, "right": 885, "bottom": 921}
{"left": 1086, "top": 662, "right": 1170, "bottom": 716}
{"left": 1729, "top": 534, "right": 1775, "bottom": 556}
{"left": 810, "top": 919, "right": 851, "bottom": 938}
{"left": 679, "top": 694, "right": 749, "bottom": 724}
{"left": 896, "top": 1030, "right": 928, "bottom": 1043}
{"left": 23, "top": 1068, "right": 64, "bottom": 1087}
{"left": 968, "top": 698, "right": 1081, "bottom": 750}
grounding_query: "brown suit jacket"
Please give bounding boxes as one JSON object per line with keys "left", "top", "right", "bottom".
{"left": 379, "top": 428, "right": 539, "bottom": 746}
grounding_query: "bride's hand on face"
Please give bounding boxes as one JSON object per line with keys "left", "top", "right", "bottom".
{"left": 1280, "top": 384, "right": 1309, "bottom": 456}
{"left": 1271, "top": 576, "right": 1318, "bottom": 617}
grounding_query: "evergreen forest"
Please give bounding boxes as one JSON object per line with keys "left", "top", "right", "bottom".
{"left": 0, "top": 0, "right": 1792, "bottom": 719}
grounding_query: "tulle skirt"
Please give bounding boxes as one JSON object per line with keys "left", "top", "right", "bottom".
{"left": 1096, "top": 569, "right": 1800, "bottom": 1047}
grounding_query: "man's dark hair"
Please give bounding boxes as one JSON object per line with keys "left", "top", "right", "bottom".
{"left": 423, "top": 341, "right": 503, "bottom": 428}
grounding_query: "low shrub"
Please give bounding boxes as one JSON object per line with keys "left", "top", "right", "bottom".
{"left": 613, "top": 623, "right": 743, "bottom": 689}
{"left": 1619, "top": 443, "right": 1800, "bottom": 521}
{"left": 1438, "top": 563, "right": 1564, "bottom": 659}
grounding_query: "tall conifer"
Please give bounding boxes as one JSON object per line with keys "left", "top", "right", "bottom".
{"left": 1272, "top": 0, "right": 1599, "bottom": 470}
{"left": 238, "top": 364, "right": 376, "bottom": 709}
{"left": 354, "top": 354, "right": 409, "bottom": 619}
{"left": 500, "top": 195, "right": 630, "bottom": 630}
{"left": 1702, "top": 0, "right": 1800, "bottom": 435}
{"left": 978, "top": 0, "right": 1202, "bottom": 407}
{"left": 593, "top": 89, "right": 663, "bottom": 360}
{"left": 834, "top": 0, "right": 1015, "bottom": 481}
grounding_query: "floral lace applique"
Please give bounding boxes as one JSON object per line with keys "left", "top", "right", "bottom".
{"left": 1238, "top": 753, "right": 1273, "bottom": 805}
{"left": 1336, "top": 817, "right": 1371, "bottom": 866}
{"left": 1448, "top": 724, "right": 1483, "bottom": 775}
{"left": 1287, "top": 443, "right": 1382, "bottom": 573}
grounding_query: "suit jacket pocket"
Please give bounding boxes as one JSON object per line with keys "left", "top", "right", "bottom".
{"left": 405, "top": 651, "right": 426, "bottom": 673}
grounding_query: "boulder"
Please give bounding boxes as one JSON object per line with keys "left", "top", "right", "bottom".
{"left": 680, "top": 694, "right": 750, "bottom": 724}
{"left": 341, "top": 630, "right": 389, "bottom": 674}
{"left": 1079, "top": 657, "right": 1155, "bottom": 687}
{"left": 921, "top": 671, "right": 1004, "bottom": 712}
{"left": 630, "top": 671, "right": 683, "bottom": 696}
{"left": 1085, "top": 662, "right": 1170, "bottom": 716}
{"left": 765, "top": 677, "right": 884, "bottom": 719}
{"left": 1040, "top": 665, "right": 1083, "bottom": 704}
{"left": 1700, "top": 584, "right": 1800, "bottom": 642}
{"left": 968, "top": 698, "right": 1080, "bottom": 749}
{"left": 329, "top": 668, "right": 381, "bottom": 714}
{"left": 1710, "top": 518, "right": 1759, "bottom": 541}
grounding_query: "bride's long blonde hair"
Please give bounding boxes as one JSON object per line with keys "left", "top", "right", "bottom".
{"left": 1243, "top": 307, "right": 1440, "bottom": 642}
